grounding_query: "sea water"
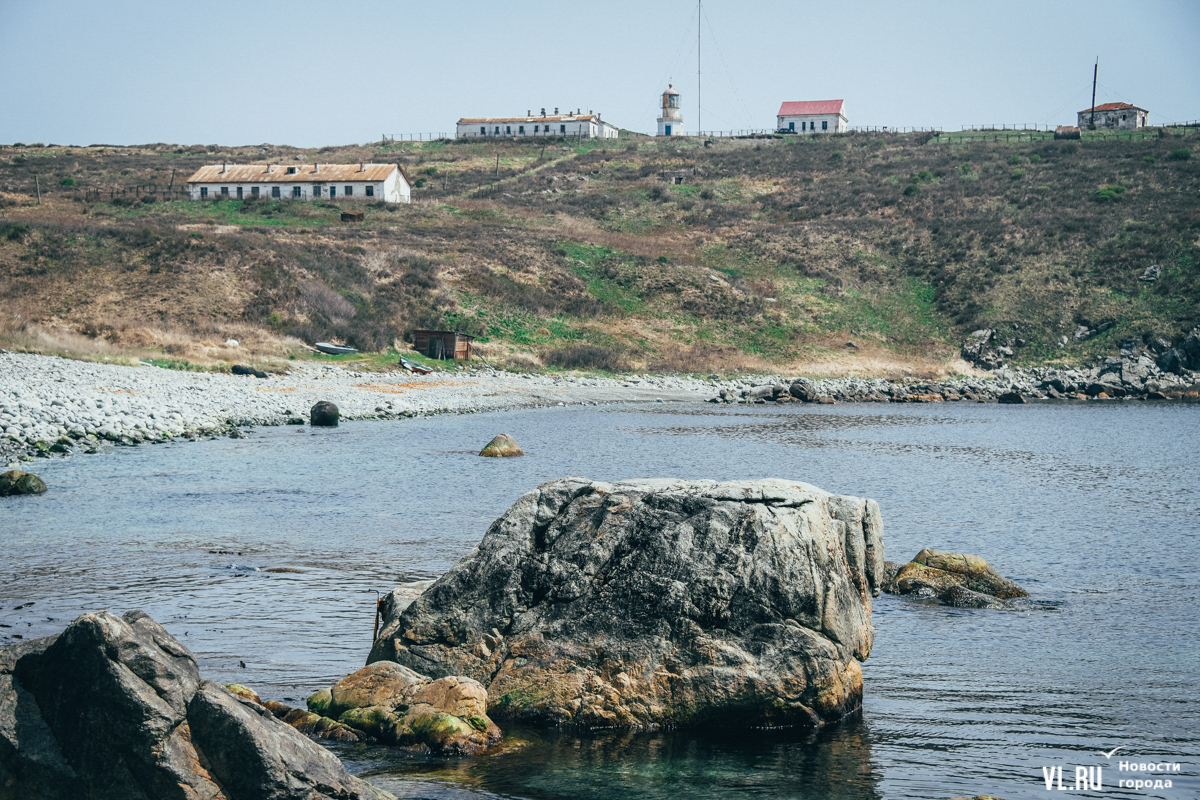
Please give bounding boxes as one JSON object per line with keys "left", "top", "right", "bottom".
{"left": 4, "top": 401, "right": 1197, "bottom": 799}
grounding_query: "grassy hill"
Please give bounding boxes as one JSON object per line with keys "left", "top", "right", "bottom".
{"left": 0, "top": 127, "right": 1197, "bottom": 376}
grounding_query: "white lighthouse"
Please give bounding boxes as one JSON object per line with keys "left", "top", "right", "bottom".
{"left": 657, "top": 84, "right": 683, "bottom": 136}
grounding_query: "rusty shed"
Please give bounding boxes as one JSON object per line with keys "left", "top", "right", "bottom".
{"left": 412, "top": 330, "right": 474, "bottom": 360}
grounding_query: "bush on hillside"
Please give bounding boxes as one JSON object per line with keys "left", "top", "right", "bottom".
{"left": 1167, "top": 149, "right": 1190, "bottom": 160}
{"left": 544, "top": 344, "right": 624, "bottom": 372}
{"left": 1094, "top": 185, "right": 1126, "bottom": 202}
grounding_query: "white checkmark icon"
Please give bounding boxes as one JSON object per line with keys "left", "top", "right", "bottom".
{"left": 1101, "top": 746, "right": 1127, "bottom": 759}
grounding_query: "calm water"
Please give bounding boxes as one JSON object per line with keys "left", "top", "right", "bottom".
{"left": 3, "top": 402, "right": 1198, "bottom": 799}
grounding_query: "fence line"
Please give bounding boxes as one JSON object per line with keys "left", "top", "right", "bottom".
{"left": 381, "top": 133, "right": 448, "bottom": 143}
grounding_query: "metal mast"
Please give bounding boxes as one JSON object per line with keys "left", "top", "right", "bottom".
{"left": 697, "top": 0, "right": 701, "bottom": 135}
{"left": 1090, "top": 58, "right": 1098, "bottom": 129}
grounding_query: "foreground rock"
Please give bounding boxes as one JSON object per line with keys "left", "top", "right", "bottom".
{"left": 310, "top": 400, "right": 340, "bottom": 427}
{"left": 884, "top": 549, "right": 1028, "bottom": 607}
{"left": 370, "top": 477, "right": 884, "bottom": 729}
{"left": 0, "top": 610, "right": 393, "bottom": 800}
{"left": 479, "top": 433, "right": 524, "bottom": 457}
{"left": 0, "top": 469, "right": 46, "bottom": 496}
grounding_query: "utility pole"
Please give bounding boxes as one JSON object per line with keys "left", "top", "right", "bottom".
{"left": 1090, "top": 58, "right": 1098, "bottom": 130}
{"left": 697, "top": 0, "right": 701, "bottom": 136}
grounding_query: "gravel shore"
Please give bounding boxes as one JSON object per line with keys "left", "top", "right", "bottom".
{"left": 4, "top": 349, "right": 1196, "bottom": 468}
{"left": 0, "top": 351, "right": 712, "bottom": 466}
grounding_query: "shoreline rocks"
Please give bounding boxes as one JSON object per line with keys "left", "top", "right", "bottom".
{"left": 370, "top": 477, "right": 885, "bottom": 730}
{"left": 0, "top": 610, "right": 393, "bottom": 800}
{"left": 884, "top": 549, "right": 1028, "bottom": 608}
{"left": 310, "top": 400, "right": 340, "bottom": 427}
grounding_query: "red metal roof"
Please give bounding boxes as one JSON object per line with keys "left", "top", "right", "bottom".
{"left": 1079, "top": 102, "right": 1145, "bottom": 113}
{"left": 777, "top": 99, "right": 845, "bottom": 117}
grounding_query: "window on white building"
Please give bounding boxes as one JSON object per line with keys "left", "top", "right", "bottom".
{"left": 220, "top": 187, "right": 229, "bottom": 196}
{"left": 292, "top": 186, "right": 301, "bottom": 198}
{"left": 272, "top": 186, "right": 281, "bottom": 198}
{"left": 366, "top": 186, "right": 374, "bottom": 197}
{"left": 480, "top": 126, "right": 486, "bottom": 135}
{"left": 560, "top": 124, "right": 566, "bottom": 133}
{"left": 236, "top": 187, "right": 243, "bottom": 198}
{"left": 200, "top": 187, "right": 207, "bottom": 198}
{"left": 344, "top": 186, "right": 353, "bottom": 196}
{"left": 519, "top": 126, "right": 524, "bottom": 133}
{"left": 822, "top": 120, "right": 828, "bottom": 130}
{"left": 494, "top": 127, "right": 500, "bottom": 134}
{"left": 286, "top": 167, "right": 297, "bottom": 174}
{"left": 251, "top": 187, "right": 259, "bottom": 196}
{"left": 789, "top": 122, "right": 794, "bottom": 131}
{"left": 313, "top": 186, "right": 321, "bottom": 197}
{"left": 329, "top": 187, "right": 335, "bottom": 198}
{"left": 506, "top": 126, "right": 511, "bottom": 134}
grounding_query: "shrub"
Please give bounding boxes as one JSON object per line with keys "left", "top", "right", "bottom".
{"left": 140, "top": 195, "right": 157, "bottom": 204}
{"left": 3, "top": 222, "right": 30, "bottom": 241}
{"left": 1167, "top": 149, "right": 1191, "bottom": 161}
{"left": 1010, "top": 169, "right": 1025, "bottom": 180}
{"left": 903, "top": 183, "right": 920, "bottom": 196}
{"left": 1094, "top": 185, "right": 1126, "bottom": 202}
{"left": 699, "top": 188, "right": 714, "bottom": 200}
{"left": 1144, "top": 156, "right": 1157, "bottom": 164}
{"left": 413, "top": 177, "right": 427, "bottom": 188}
{"left": 59, "top": 177, "right": 75, "bottom": 186}
{"left": 544, "top": 344, "right": 624, "bottom": 372}
{"left": 1008, "top": 155, "right": 1021, "bottom": 165}
{"left": 1030, "top": 154, "right": 1042, "bottom": 163}
{"left": 829, "top": 150, "right": 845, "bottom": 162}
{"left": 959, "top": 162, "right": 972, "bottom": 175}
{"left": 915, "top": 169, "right": 934, "bottom": 183}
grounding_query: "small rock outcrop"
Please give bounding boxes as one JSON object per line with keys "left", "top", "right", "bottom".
{"left": 0, "top": 469, "right": 46, "bottom": 496}
{"left": 479, "top": 433, "right": 524, "bottom": 457}
{"left": 884, "top": 549, "right": 1028, "bottom": 608}
{"left": 370, "top": 477, "right": 885, "bottom": 729}
{"left": 0, "top": 610, "right": 393, "bottom": 800}
{"left": 310, "top": 400, "right": 340, "bottom": 427}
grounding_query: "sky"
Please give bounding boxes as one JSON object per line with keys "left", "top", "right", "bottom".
{"left": 1, "top": 0, "right": 1198, "bottom": 147}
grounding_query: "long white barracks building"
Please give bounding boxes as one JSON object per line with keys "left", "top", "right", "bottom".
{"left": 456, "top": 108, "right": 618, "bottom": 139}
{"left": 186, "top": 163, "right": 412, "bottom": 203}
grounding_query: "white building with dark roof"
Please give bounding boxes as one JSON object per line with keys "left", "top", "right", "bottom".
{"left": 456, "top": 108, "right": 618, "bottom": 139}
{"left": 186, "top": 163, "right": 412, "bottom": 203}
{"left": 776, "top": 100, "right": 848, "bottom": 134}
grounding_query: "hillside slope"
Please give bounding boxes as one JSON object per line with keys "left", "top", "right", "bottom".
{"left": 0, "top": 128, "right": 1196, "bottom": 375}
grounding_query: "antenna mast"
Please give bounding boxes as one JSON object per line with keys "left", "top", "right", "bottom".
{"left": 697, "top": 0, "right": 701, "bottom": 136}
{"left": 1090, "top": 57, "right": 1098, "bottom": 129}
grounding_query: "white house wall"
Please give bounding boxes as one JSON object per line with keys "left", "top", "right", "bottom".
{"left": 777, "top": 114, "right": 848, "bottom": 134}
{"left": 1076, "top": 109, "right": 1148, "bottom": 130}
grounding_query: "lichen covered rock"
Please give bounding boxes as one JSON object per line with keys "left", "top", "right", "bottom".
{"left": 885, "top": 549, "right": 1028, "bottom": 606}
{"left": 0, "top": 470, "right": 47, "bottom": 497}
{"left": 369, "top": 477, "right": 885, "bottom": 729}
{"left": 479, "top": 433, "right": 524, "bottom": 457}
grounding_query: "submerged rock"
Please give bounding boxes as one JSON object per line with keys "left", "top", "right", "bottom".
{"left": 0, "top": 469, "right": 47, "bottom": 496}
{"left": 479, "top": 433, "right": 524, "bottom": 457}
{"left": 0, "top": 610, "right": 393, "bottom": 800}
{"left": 310, "top": 400, "right": 340, "bottom": 427}
{"left": 885, "top": 549, "right": 1028, "bottom": 606}
{"left": 369, "top": 477, "right": 885, "bottom": 729}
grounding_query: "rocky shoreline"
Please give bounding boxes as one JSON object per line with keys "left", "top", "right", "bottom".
{"left": 4, "top": 348, "right": 1197, "bottom": 468}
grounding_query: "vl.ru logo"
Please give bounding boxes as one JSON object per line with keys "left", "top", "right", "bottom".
{"left": 1041, "top": 747, "right": 1181, "bottom": 792}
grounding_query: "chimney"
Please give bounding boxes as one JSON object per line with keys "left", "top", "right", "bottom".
{"left": 313, "top": 163, "right": 319, "bottom": 173}
{"left": 220, "top": 163, "right": 226, "bottom": 173}
{"left": 527, "top": 109, "right": 531, "bottom": 116}
{"left": 359, "top": 162, "right": 364, "bottom": 172}
{"left": 554, "top": 107, "right": 558, "bottom": 114}
{"left": 541, "top": 107, "right": 546, "bottom": 117}
{"left": 577, "top": 108, "right": 581, "bottom": 115}
{"left": 266, "top": 164, "right": 272, "bottom": 173}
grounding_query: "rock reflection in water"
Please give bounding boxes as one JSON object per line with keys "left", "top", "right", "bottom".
{"left": 352, "top": 721, "right": 880, "bottom": 800}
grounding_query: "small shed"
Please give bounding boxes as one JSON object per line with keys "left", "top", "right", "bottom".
{"left": 341, "top": 210, "right": 365, "bottom": 222}
{"left": 1054, "top": 125, "right": 1081, "bottom": 140}
{"left": 413, "top": 330, "right": 474, "bottom": 360}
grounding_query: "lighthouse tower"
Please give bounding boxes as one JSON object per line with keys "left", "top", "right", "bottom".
{"left": 657, "top": 84, "right": 683, "bottom": 136}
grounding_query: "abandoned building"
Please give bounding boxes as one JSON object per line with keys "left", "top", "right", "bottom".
{"left": 1077, "top": 102, "right": 1148, "bottom": 130}
{"left": 657, "top": 84, "right": 684, "bottom": 136}
{"left": 412, "top": 330, "right": 474, "bottom": 360}
{"left": 186, "top": 163, "right": 412, "bottom": 203}
{"left": 776, "top": 100, "right": 849, "bottom": 134}
{"left": 456, "top": 109, "right": 618, "bottom": 139}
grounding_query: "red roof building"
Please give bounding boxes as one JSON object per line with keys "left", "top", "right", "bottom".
{"left": 1077, "top": 102, "right": 1148, "bottom": 130}
{"left": 776, "top": 99, "right": 848, "bottom": 134}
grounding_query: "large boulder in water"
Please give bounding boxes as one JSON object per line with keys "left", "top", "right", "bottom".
{"left": 0, "top": 610, "right": 393, "bottom": 800}
{"left": 310, "top": 400, "right": 340, "bottom": 427}
{"left": 0, "top": 470, "right": 47, "bottom": 496}
{"left": 369, "top": 477, "right": 885, "bottom": 729}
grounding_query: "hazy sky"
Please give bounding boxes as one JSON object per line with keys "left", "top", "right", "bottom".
{"left": 2, "top": 0, "right": 1197, "bottom": 146}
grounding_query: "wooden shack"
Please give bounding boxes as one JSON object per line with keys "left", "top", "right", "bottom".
{"left": 412, "top": 330, "right": 474, "bottom": 360}
{"left": 341, "top": 210, "right": 365, "bottom": 222}
{"left": 1054, "top": 125, "right": 1081, "bottom": 140}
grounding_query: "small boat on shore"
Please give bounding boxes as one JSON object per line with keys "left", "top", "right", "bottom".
{"left": 400, "top": 356, "right": 433, "bottom": 374}
{"left": 314, "top": 342, "right": 358, "bottom": 356}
